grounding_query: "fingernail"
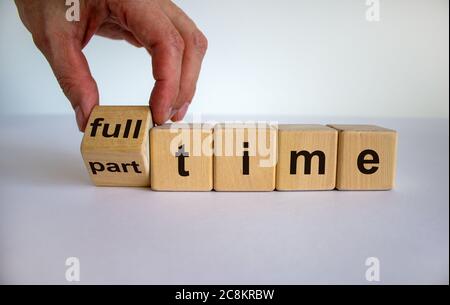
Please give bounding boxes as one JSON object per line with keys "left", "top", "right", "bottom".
{"left": 170, "top": 108, "right": 178, "bottom": 119}
{"left": 75, "top": 106, "right": 85, "bottom": 132}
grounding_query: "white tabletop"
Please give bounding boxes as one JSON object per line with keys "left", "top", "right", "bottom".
{"left": 0, "top": 115, "right": 448, "bottom": 284}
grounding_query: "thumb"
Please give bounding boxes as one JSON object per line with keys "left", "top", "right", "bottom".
{"left": 41, "top": 38, "right": 99, "bottom": 131}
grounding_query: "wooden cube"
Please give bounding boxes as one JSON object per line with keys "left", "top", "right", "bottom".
{"left": 328, "top": 124, "right": 398, "bottom": 190}
{"left": 276, "top": 124, "right": 338, "bottom": 191}
{"left": 81, "top": 106, "right": 152, "bottom": 187}
{"left": 214, "top": 123, "right": 277, "bottom": 191}
{"left": 150, "top": 123, "right": 213, "bottom": 191}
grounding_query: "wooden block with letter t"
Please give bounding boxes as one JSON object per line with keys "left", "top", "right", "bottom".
{"left": 214, "top": 123, "right": 277, "bottom": 191}
{"left": 81, "top": 106, "right": 153, "bottom": 187}
{"left": 328, "top": 124, "right": 398, "bottom": 190}
{"left": 276, "top": 124, "right": 338, "bottom": 191}
{"left": 150, "top": 123, "right": 214, "bottom": 191}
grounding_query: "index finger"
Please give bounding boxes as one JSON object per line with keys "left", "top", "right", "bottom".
{"left": 110, "top": 1, "right": 184, "bottom": 124}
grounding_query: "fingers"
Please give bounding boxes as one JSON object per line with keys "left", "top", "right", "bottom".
{"left": 159, "top": 1, "right": 208, "bottom": 122}
{"left": 36, "top": 35, "right": 99, "bottom": 131}
{"left": 109, "top": 0, "right": 184, "bottom": 125}
{"left": 109, "top": 0, "right": 207, "bottom": 124}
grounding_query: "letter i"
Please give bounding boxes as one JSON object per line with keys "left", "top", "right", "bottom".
{"left": 243, "top": 142, "right": 249, "bottom": 175}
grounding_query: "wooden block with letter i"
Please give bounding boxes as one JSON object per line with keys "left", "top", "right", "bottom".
{"left": 214, "top": 123, "right": 277, "bottom": 191}
{"left": 276, "top": 125, "right": 338, "bottom": 191}
{"left": 81, "top": 106, "right": 153, "bottom": 187}
{"left": 150, "top": 123, "right": 214, "bottom": 191}
{"left": 328, "top": 124, "right": 398, "bottom": 190}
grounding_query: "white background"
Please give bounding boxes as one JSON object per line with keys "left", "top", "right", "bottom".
{"left": 1, "top": 116, "right": 448, "bottom": 284}
{"left": 0, "top": 0, "right": 448, "bottom": 118}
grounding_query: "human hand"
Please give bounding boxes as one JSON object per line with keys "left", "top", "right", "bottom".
{"left": 15, "top": 0, "right": 208, "bottom": 131}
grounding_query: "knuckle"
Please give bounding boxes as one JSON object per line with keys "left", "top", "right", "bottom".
{"left": 191, "top": 30, "right": 208, "bottom": 55}
{"left": 167, "top": 30, "right": 185, "bottom": 54}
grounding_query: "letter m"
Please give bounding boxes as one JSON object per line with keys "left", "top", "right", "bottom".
{"left": 290, "top": 150, "right": 326, "bottom": 175}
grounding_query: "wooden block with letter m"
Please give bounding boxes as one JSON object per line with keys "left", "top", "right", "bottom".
{"left": 276, "top": 124, "right": 338, "bottom": 191}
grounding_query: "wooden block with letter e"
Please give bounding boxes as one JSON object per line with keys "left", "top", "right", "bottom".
{"left": 81, "top": 106, "right": 153, "bottom": 187}
{"left": 214, "top": 123, "right": 277, "bottom": 191}
{"left": 276, "top": 124, "right": 338, "bottom": 191}
{"left": 328, "top": 124, "right": 398, "bottom": 190}
{"left": 150, "top": 123, "right": 214, "bottom": 191}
